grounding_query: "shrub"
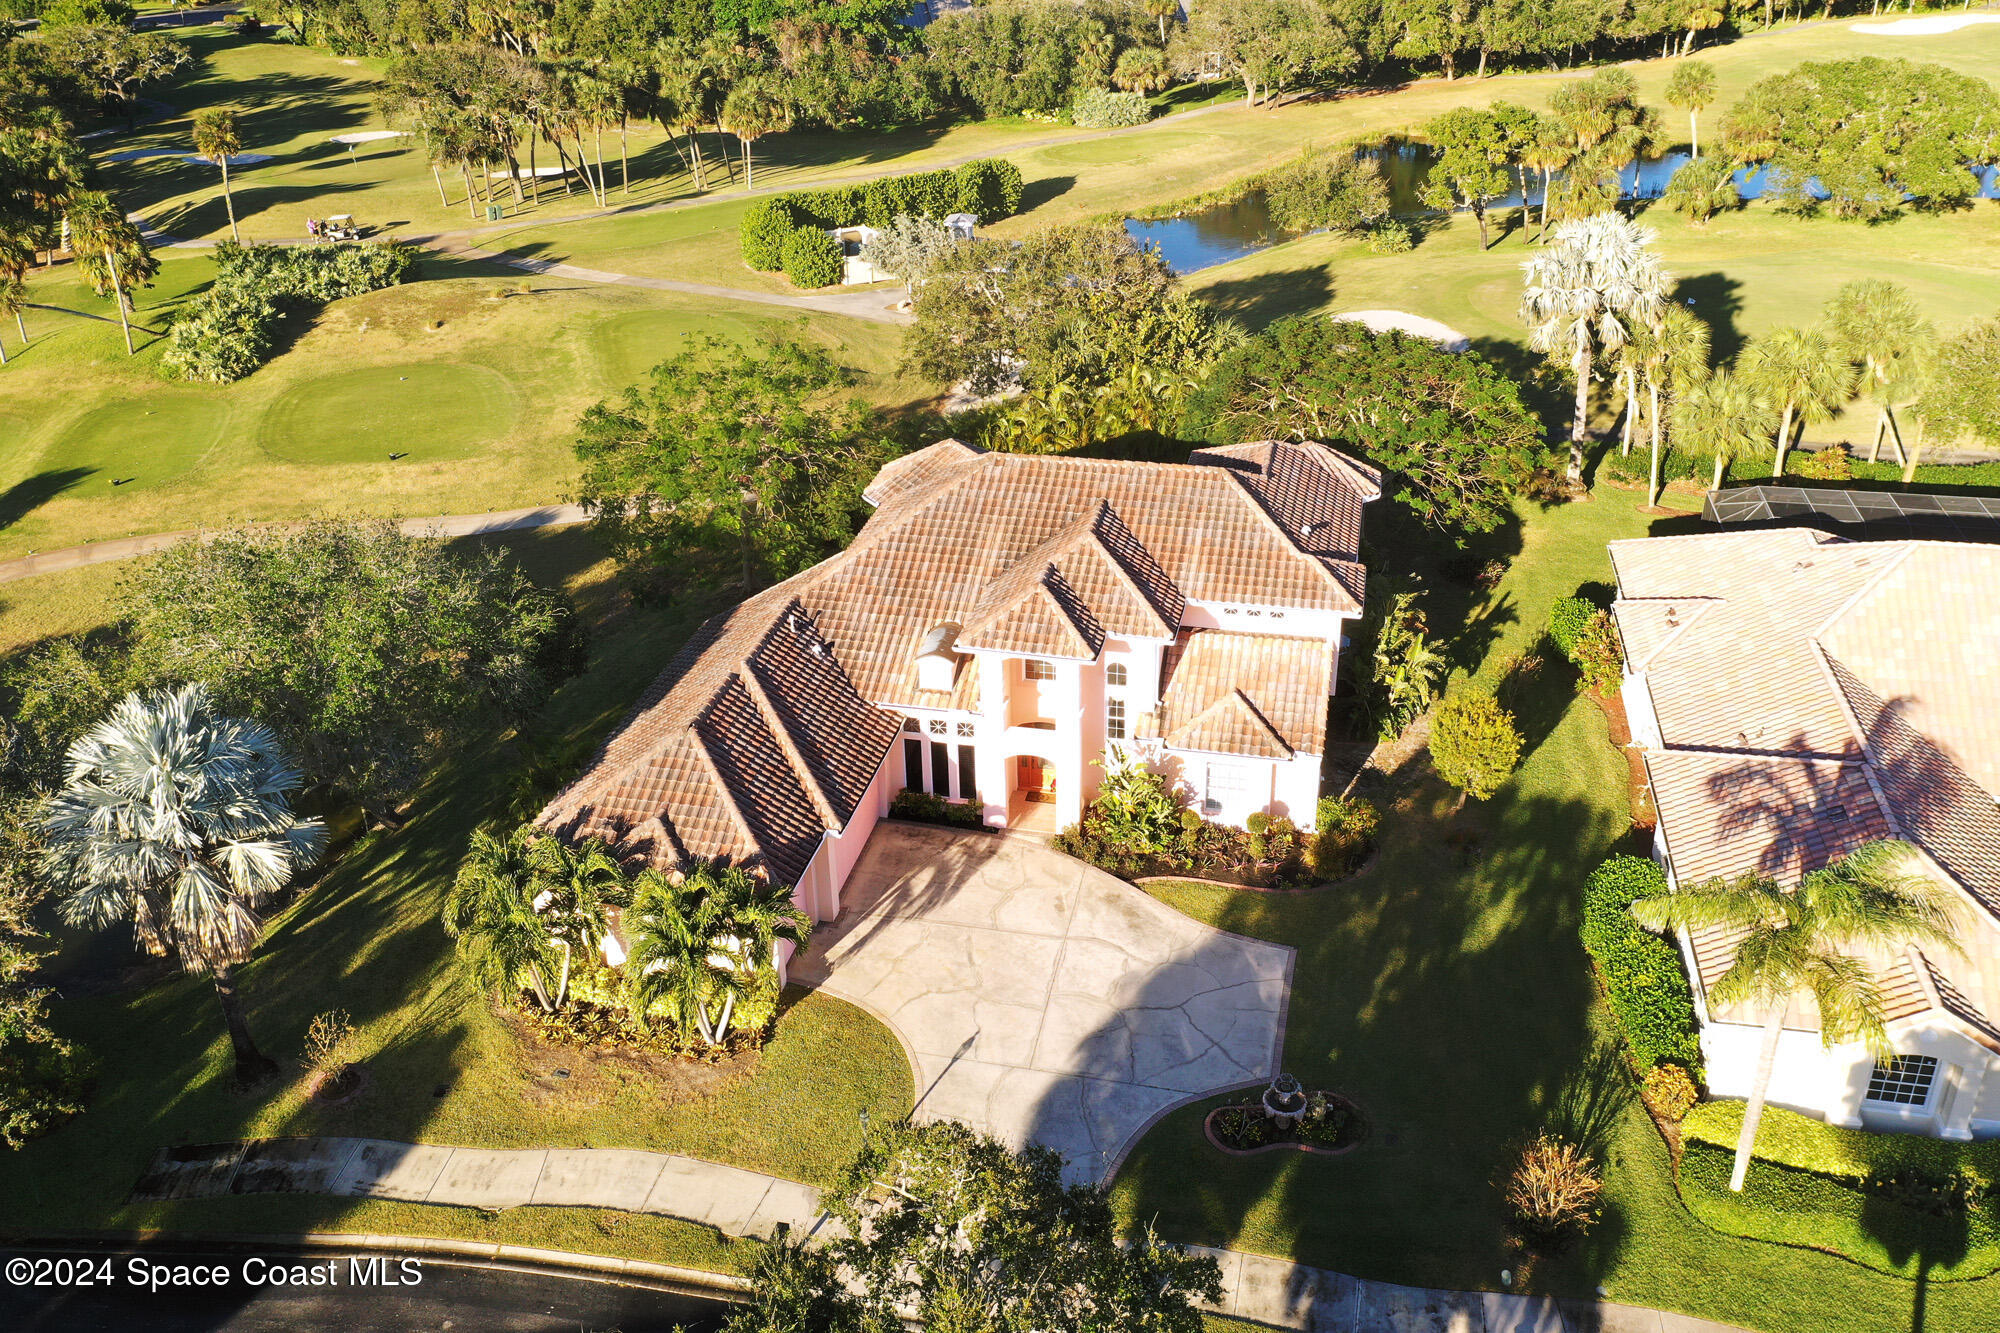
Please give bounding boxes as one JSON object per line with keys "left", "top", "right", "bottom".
{"left": 1548, "top": 596, "right": 1598, "bottom": 656}
{"left": 1571, "top": 610, "right": 1624, "bottom": 694}
{"left": 1683, "top": 1100, "right": 2000, "bottom": 1192}
{"left": 953, "top": 158, "right": 1024, "bottom": 222}
{"left": 301, "top": 1009, "right": 358, "bottom": 1078}
{"left": 1506, "top": 1135, "right": 1603, "bottom": 1246}
{"left": 781, "top": 227, "right": 845, "bottom": 289}
{"left": 889, "top": 789, "right": 986, "bottom": 830}
{"left": 1427, "top": 693, "right": 1522, "bottom": 801}
{"left": 1260, "top": 149, "right": 1390, "bottom": 236}
{"left": 1306, "top": 794, "right": 1378, "bottom": 880}
{"left": 1792, "top": 445, "right": 1854, "bottom": 480}
{"left": 1367, "top": 220, "right": 1415, "bottom": 253}
{"left": 161, "top": 241, "right": 414, "bottom": 383}
{"left": 1643, "top": 1063, "right": 1700, "bottom": 1121}
{"left": 1581, "top": 856, "right": 1702, "bottom": 1073}
{"left": 1070, "top": 88, "right": 1151, "bottom": 129}
{"left": 740, "top": 197, "right": 801, "bottom": 270}
{"left": 1053, "top": 759, "right": 1305, "bottom": 887}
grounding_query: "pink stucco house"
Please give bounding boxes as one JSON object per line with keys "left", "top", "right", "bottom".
{"left": 537, "top": 437, "right": 1379, "bottom": 938}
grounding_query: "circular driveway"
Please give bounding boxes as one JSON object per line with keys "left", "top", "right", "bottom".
{"left": 792, "top": 822, "right": 1295, "bottom": 1184}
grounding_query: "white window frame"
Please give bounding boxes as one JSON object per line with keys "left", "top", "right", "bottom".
{"left": 1023, "top": 659, "right": 1056, "bottom": 681}
{"left": 1865, "top": 1054, "right": 1939, "bottom": 1108}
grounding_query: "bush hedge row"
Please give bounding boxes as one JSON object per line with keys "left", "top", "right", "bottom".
{"left": 1679, "top": 1138, "right": 2000, "bottom": 1279}
{"left": 1580, "top": 855, "right": 1703, "bottom": 1073}
{"left": 162, "top": 241, "right": 415, "bottom": 383}
{"left": 739, "top": 158, "right": 1024, "bottom": 273}
{"left": 1684, "top": 1100, "right": 2000, "bottom": 1191}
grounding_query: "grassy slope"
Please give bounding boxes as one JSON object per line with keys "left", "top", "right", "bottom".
{"left": 0, "top": 527, "right": 915, "bottom": 1269}
{"left": 0, "top": 253, "right": 921, "bottom": 561}
{"left": 1107, "top": 495, "right": 2000, "bottom": 1333}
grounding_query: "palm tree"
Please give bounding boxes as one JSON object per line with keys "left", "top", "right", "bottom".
{"left": 1520, "top": 214, "right": 1671, "bottom": 482}
{"left": 445, "top": 824, "right": 564, "bottom": 1012}
{"left": 42, "top": 684, "right": 326, "bottom": 1084}
{"left": 1518, "top": 119, "right": 1572, "bottom": 243}
{"left": 65, "top": 190, "right": 152, "bottom": 356}
{"left": 703, "top": 865, "right": 810, "bottom": 1040}
{"left": 1632, "top": 840, "right": 1962, "bottom": 1192}
{"left": 526, "top": 832, "right": 625, "bottom": 1002}
{"left": 1659, "top": 156, "right": 1739, "bottom": 227}
{"left": 0, "top": 273, "right": 23, "bottom": 366}
{"left": 1629, "top": 305, "right": 1711, "bottom": 507}
{"left": 1114, "top": 46, "right": 1172, "bottom": 95}
{"left": 191, "top": 108, "right": 243, "bottom": 243}
{"left": 719, "top": 76, "right": 792, "bottom": 191}
{"left": 623, "top": 866, "right": 738, "bottom": 1044}
{"left": 1741, "top": 326, "right": 1855, "bottom": 478}
{"left": 1144, "top": 0, "right": 1179, "bottom": 45}
{"left": 1, "top": 231, "right": 33, "bottom": 356}
{"left": 1664, "top": 60, "right": 1716, "bottom": 157}
{"left": 1823, "top": 279, "right": 1937, "bottom": 466}
{"left": 1672, "top": 364, "right": 1770, "bottom": 490}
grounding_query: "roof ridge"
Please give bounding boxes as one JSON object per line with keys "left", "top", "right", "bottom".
{"left": 1173, "top": 687, "right": 1292, "bottom": 758}
{"left": 1615, "top": 596, "right": 1724, "bottom": 672}
{"left": 1031, "top": 567, "right": 1098, "bottom": 658}
{"left": 1215, "top": 468, "right": 1352, "bottom": 607}
{"left": 685, "top": 711, "right": 759, "bottom": 869}
{"left": 739, "top": 654, "right": 842, "bottom": 833}
{"left": 1076, "top": 502, "right": 1179, "bottom": 637}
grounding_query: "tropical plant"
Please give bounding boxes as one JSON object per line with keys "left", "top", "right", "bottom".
{"left": 1626, "top": 305, "right": 1711, "bottom": 507}
{"left": 1113, "top": 45, "right": 1170, "bottom": 94}
{"left": 1520, "top": 213, "right": 1671, "bottom": 481}
{"left": 624, "top": 860, "right": 808, "bottom": 1046}
{"left": 445, "top": 824, "right": 567, "bottom": 1013}
{"left": 64, "top": 188, "right": 154, "bottom": 355}
{"left": 1672, "top": 364, "right": 1770, "bottom": 490}
{"left": 1823, "top": 279, "right": 1936, "bottom": 468}
{"left": 1664, "top": 60, "right": 1716, "bottom": 157}
{"left": 1741, "top": 326, "right": 1854, "bottom": 478}
{"left": 42, "top": 684, "right": 326, "bottom": 1084}
{"left": 1143, "top": 0, "right": 1180, "bottom": 45}
{"left": 720, "top": 75, "right": 792, "bottom": 190}
{"left": 1370, "top": 592, "right": 1444, "bottom": 739}
{"left": 1914, "top": 314, "right": 2000, "bottom": 478}
{"left": 1632, "top": 839, "right": 1964, "bottom": 1192}
{"left": 1506, "top": 1134, "right": 1604, "bottom": 1244}
{"left": 1427, "top": 692, "right": 1522, "bottom": 803}
{"left": 190, "top": 107, "right": 242, "bottom": 242}
{"left": 1518, "top": 116, "right": 1572, "bottom": 244}
{"left": 1658, "top": 155, "right": 1738, "bottom": 227}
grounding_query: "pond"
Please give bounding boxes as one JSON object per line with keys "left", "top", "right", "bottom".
{"left": 1124, "top": 142, "right": 2000, "bottom": 274}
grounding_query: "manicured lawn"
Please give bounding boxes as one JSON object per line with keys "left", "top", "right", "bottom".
{"left": 1107, "top": 495, "right": 2000, "bottom": 1332}
{"left": 0, "top": 253, "right": 923, "bottom": 560}
{"left": 0, "top": 527, "right": 914, "bottom": 1270}
{"left": 0, "top": 563, "right": 130, "bottom": 654}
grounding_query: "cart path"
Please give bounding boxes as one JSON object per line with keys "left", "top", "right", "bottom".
{"left": 130, "top": 1135, "right": 1753, "bottom": 1333}
{"left": 0, "top": 503, "right": 588, "bottom": 585}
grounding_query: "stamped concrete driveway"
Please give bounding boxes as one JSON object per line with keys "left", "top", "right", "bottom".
{"left": 792, "top": 822, "right": 1294, "bottom": 1184}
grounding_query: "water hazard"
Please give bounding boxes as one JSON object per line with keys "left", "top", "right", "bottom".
{"left": 1125, "top": 141, "right": 2000, "bottom": 274}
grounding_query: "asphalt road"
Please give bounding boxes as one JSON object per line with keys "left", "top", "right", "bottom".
{"left": 0, "top": 1245, "right": 729, "bottom": 1332}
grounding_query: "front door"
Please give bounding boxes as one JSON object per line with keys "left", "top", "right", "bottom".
{"left": 1016, "top": 756, "right": 1056, "bottom": 803}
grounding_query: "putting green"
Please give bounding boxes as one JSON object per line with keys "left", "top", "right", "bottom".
{"left": 1036, "top": 131, "right": 1215, "bottom": 168}
{"left": 44, "top": 397, "right": 229, "bottom": 494}
{"left": 259, "top": 362, "right": 521, "bottom": 465}
{"left": 592, "top": 308, "right": 770, "bottom": 391}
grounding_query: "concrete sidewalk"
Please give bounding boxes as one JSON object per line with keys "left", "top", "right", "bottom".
{"left": 0, "top": 503, "right": 588, "bottom": 585}
{"left": 130, "top": 1136, "right": 1750, "bottom": 1333}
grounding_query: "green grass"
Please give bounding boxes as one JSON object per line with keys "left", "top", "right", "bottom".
{"left": 0, "top": 528, "right": 915, "bottom": 1269}
{"left": 0, "top": 253, "right": 925, "bottom": 560}
{"left": 0, "top": 563, "right": 131, "bottom": 654}
{"left": 1106, "top": 494, "right": 2000, "bottom": 1332}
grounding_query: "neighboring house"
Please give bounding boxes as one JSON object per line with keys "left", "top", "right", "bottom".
{"left": 539, "top": 438, "right": 1379, "bottom": 958}
{"left": 1611, "top": 528, "right": 2000, "bottom": 1139}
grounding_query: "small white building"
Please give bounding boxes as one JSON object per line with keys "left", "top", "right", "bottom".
{"left": 540, "top": 439, "right": 1381, "bottom": 965}
{"left": 1611, "top": 529, "right": 2000, "bottom": 1139}
{"left": 825, "top": 215, "right": 977, "bottom": 285}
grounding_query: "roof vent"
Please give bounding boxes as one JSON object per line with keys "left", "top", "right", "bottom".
{"left": 808, "top": 639, "right": 831, "bottom": 659}
{"left": 1299, "top": 521, "right": 1318, "bottom": 539}
{"left": 1665, "top": 605, "right": 1679, "bottom": 627}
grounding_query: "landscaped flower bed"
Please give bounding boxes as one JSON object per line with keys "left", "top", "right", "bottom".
{"left": 1206, "top": 1090, "right": 1366, "bottom": 1156}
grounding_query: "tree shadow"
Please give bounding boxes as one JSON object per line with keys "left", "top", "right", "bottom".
{"left": 0, "top": 468, "right": 95, "bottom": 532}
{"left": 1195, "top": 265, "right": 1335, "bottom": 331}
{"left": 1018, "top": 174, "right": 1075, "bottom": 214}
{"left": 1494, "top": 631, "right": 1578, "bottom": 762}
{"left": 1672, "top": 272, "right": 1745, "bottom": 365}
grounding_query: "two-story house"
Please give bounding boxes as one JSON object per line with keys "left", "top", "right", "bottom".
{"left": 538, "top": 437, "right": 1379, "bottom": 937}
{"left": 1612, "top": 528, "right": 2000, "bottom": 1140}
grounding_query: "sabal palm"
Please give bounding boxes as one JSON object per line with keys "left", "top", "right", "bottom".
{"left": 1521, "top": 214, "right": 1671, "bottom": 481}
{"left": 445, "top": 824, "right": 565, "bottom": 1012}
{"left": 1626, "top": 306, "right": 1711, "bottom": 507}
{"left": 1741, "top": 326, "right": 1854, "bottom": 477}
{"left": 65, "top": 190, "right": 142, "bottom": 356}
{"left": 719, "top": 77, "right": 791, "bottom": 191}
{"left": 191, "top": 108, "right": 242, "bottom": 242}
{"left": 1659, "top": 156, "right": 1738, "bottom": 227}
{"left": 42, "top": 684, "right": 325, "bottom": 1083}
{"left": 1823, "top": 280, "right": 1936, "bottom": 465}
{"left": 1632, "top": 840, "right": 1962, "bottom": 1192}
{"left": 1144, "top": 0, "right": 1179, "bottom": 44}
{"left": 1518, "top": 121, "right": 1572, "bottom": 242}
{"left": 0, "top": 273, "right": 24, "bottom": 365}
{"left": 1672, "top": 364, "right": 1770, "bottom": 490}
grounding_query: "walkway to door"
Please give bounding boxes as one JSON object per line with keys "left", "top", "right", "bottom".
{"left": 791, "top": 821, "right": 1294, "bottom": 1184}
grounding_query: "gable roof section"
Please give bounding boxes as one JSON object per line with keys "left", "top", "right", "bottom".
{"left": 1154, "top": 630, "right": 1332, "bottom": 759}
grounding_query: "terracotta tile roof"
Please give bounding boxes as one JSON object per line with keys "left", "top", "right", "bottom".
{"left": 1617, "top": 529, "right": 2000, "bottom": 1050}
{"left": 1154, "top": 631, "right": 1332, "bottom": 758}
{"left": 539, "top": 440, "right": 1376, "bottom": 888}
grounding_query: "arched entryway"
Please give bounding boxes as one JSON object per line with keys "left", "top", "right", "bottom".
{"left": 1007, "top": 753, "right": 1062, "bottom": 833}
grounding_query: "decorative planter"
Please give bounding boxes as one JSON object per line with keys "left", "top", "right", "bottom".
{"left": 1263, "top": 1072, "right": 1308, "bottom": 1127}
{"left": 1204, "top": 1094, "right": 1366, "bottom": 1158}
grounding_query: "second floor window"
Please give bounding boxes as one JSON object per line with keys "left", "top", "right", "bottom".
{"left": 1024, "top": 660, "right": 1056, "bottom": 681}
{"left": 1107, "top": 698, "right": 1127, "bottom": 740}
{"left": 1106, "top": 663, "right": 1128, "bottom": 687}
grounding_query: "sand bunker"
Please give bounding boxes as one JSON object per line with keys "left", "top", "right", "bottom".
{"left": 1332, "top": 309, "right": 1472, "bottom": 352}
{"left": 1850, "top": 14, "right": 2000, "bottom": 35}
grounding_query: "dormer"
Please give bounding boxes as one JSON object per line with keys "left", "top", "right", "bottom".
{"left": 916, "top": 622, "right": 965, "bottom": 693}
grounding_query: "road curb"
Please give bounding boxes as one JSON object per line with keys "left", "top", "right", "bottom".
{"left": 2, "top": 1230, "right": 753, "bottom": 1303}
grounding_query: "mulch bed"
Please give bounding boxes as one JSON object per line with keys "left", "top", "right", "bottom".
{"left": 1585, "top": 687, "right": 1656, "bottom": 831}
{"left": 1204, "top": 1094, "right": 1369, "bottom": 1158}
{"left": 500, "top": 1008, "right": 761, "bottom": 1108}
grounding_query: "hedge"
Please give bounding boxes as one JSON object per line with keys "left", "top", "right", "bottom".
{"left": 739, "top": 157, "right": 1024, "bottom": 272}
{"left": 1580, "top": 855, "right": 1703, "bottom": 1073}
{"left": 162, "top": 241, "right": 415, "bottom": 383}
{"left": 1680, "top": 1136, "right": 2000, "bottom": 1279}
{"left": 1684, "top": 1100, "right": 2000, "bottom": 1191}
{"left": 780, "top": 226, "right": 844, "bottom": 289}
{"left": 1548, "top": 595, "right": 1599, "bottom": 657}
